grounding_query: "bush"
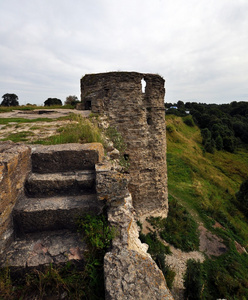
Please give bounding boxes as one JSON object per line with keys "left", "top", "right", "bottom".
{"left": 184, "top": 259, "right": 203, "bottom": 300}
{"left": 166, "top": 124, "right": 175, "bottom": 133}
{"left": 183, "top": 115, "right": 195, "bottom": 127}
{"left": 236, "top": 178, "right": 248, "bottom": 217}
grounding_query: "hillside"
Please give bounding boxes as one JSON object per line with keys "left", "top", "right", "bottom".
{"left": 165, "top": 114, "right": 248, "bottom": 299}
{"left": 1, "top": 109, "right": 248, "bottom": 299}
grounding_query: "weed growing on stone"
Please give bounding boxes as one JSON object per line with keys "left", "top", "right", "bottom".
{"left": 105, "top": 126, "right": 130, "bottom": 171}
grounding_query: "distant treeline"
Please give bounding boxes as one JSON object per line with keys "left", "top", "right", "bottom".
{"left": 165, "top": 101, "right": 248, "bottom": 153}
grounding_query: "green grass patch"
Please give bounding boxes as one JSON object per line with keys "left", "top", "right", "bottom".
{"left": 1, "top": 131, "right": 34, "bottom": 142}
{"left": 105, "top": 126, "right": 130, "bottom": 170}
{"left": 32, "top": 115, "right": 103, "bottom": 145}
{"left": 147, "top": 196, "right": 199, "bottom": 252}
{"left": 184, "top": 245, "right": 248, "bottom": 300}
{"left": 0, "top": 118, "right": 54, "bottom": 125}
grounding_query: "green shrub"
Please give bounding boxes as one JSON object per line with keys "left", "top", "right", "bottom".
{"left": 155, "top": 253, "right": 175, "bottom": 290}
{"left": 184, "top": 259, "right": 203, "bottom": 300}
{"left": 183, "top": 115, "right": 195, "bottom": 127}
{"left": 139, "top": 232, "right": 171, "bottom": 257}
{"left": 166, "top": 124, "right": 175, "bottom": 133}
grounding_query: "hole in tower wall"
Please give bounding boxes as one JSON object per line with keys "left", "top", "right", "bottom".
{"left": 123, "top": 154, "right": 129, "bottom": 161}
{"left": 141, "top": 78, "right": 146, "bottom": 93}
{"left": 147, "top": 117, "right": 152, "bottom": 125}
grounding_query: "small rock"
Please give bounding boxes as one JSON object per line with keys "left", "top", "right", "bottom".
{"left": 109, "top": 148, "right": 120, "bottom": 159}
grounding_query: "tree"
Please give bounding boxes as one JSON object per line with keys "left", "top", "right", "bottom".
{"left": 44, "top": 98, "right": 62, "bottom": 106}
{"left": 64, "top": 95, "right": 79, "bottom": 107}
{"left": 215, "top": 135, "right": 223, "bottom": 151}
{"left": 1, "top": 93, "right": 19, "bottom": 106}
{"left": 236, "top": 178, "right": 248, "bottom": 217}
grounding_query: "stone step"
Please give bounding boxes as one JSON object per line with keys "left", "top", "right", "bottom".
{"left": 0, "top": 229, "right": 86, "bottom": 268}
{"left": 30, "top": 143, "right": 104, "bottom": 174}
{"left": 13, "top": 194, "right": 104, "bottom": 235}
{"left": 25, "top": 170, "right": 96, "bottom": 197}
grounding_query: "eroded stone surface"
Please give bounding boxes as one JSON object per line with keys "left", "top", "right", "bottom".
{"left": 25, "top": 170, "right": 96, "bottom": 197}
{"left": 13, "top": 194, "right": 104, "bottom": 234}
{"left": 81, "top": 72, "right": 168, "bottom": 219}
{"left": 0, "top": 230, "right": 86, "bottom": 268}
{"left": 96, "top": 160, "right": 173, "bottom": 299}
{"left": 105, "top": 249, "right": 174, "bottom": 300}
{"left": 0, "top": 141, "right": 31, "bottom": 254}
{"left": 31, "top": 143, "right": 104, "bottom": 173}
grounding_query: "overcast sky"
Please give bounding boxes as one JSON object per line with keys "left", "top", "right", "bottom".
{"left": 0, "top": 0, "right": 248, "bottom": 106}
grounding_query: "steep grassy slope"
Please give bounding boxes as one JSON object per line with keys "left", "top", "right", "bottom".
{"left": 166, "top": 115, "right": 248, "bottom": 299}
{"left": 166, "top": 114, "right": 248, "bottom": 246}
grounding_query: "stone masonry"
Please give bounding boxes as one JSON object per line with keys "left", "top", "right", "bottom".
{"left": 0, "top": 141, "right": 31, "bottom": 254}
{"left": 0, "top": 141, "right": 173, "bottom": 299}
{"left": 81, "top": 72, "right": 168, "bottom": 220}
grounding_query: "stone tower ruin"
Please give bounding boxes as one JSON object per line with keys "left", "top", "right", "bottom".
{"left": 81, "top": 72, "right": 168, "bottom": 220}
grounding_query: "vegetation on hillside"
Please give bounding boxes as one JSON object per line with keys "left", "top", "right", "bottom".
{"left": 165, "top": 114, "right": 248, "bottom": 299}
{"left": 166, "top": 101, "right": 248, "bottom": 153}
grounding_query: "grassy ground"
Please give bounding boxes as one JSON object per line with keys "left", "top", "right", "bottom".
{"left": 0, "top": 105, "right": 74, "bottom": 113}
{"left": 165, "top": 114, "right": 248, "bottom": 299}
{"left": 166, "top": 114, "right": 248, "bottom": 246}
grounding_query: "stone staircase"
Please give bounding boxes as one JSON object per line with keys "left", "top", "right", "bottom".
{"left": 1, "top": 143, "right": 104, "bottom": 268}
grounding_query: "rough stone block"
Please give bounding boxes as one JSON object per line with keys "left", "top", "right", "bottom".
{"left": 31, "top": 143, "right": 104, "bottom": 173}
{"left": 0, "top": 141, "right": 31, "bottom": 253}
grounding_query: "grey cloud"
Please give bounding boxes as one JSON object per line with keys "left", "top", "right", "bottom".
{"left": 0, "top": 0, "right": 247, "bottom": 105}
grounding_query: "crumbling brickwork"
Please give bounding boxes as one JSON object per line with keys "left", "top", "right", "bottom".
{"left": 81, "top": 72, "right": 168, "bottom": 220}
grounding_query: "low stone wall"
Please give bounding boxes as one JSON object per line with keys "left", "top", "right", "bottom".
{"left": 96, "top": 161, "right": 173, "bottom": 299}
{"left": 0, "top": 141, "right": 31, "bottom": 254}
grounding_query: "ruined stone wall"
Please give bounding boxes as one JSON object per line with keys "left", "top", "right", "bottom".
{"left": 0, "top": 141, "right": 31, "bottom": 254}
{"left": 96, "top": 161, "right": 173, "bottom": 299}
{"left": 81, "top": 72, "right": 168, "bottom": 220}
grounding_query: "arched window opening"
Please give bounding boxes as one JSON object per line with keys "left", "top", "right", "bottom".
{"left": 141, "top": 78, "right": 146, "bottom": 93}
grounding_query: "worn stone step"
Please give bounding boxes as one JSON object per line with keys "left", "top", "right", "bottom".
{"left": 0, "top": 229, "right": 86, "bottom": 268}
{"left": 13, "top": 194, "right": 104, "bottom": 235}
{"left": 25, "top": 170, "right": 96, "bottom": 197}
{"left": 30, "top": 143, "right": 104, "bottom": 174}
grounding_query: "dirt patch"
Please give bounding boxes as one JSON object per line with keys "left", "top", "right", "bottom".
{"left": 164, "top": 241, "right": 205, "bottom": 300}
{"left": 199, "top": 225, "right": 227, "bottom": 257}
{"left": 0, "top": 109, "right": 90, "bottom": 143}
{"left": 0, "top": 109, "right": 90, "bottom": 119}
